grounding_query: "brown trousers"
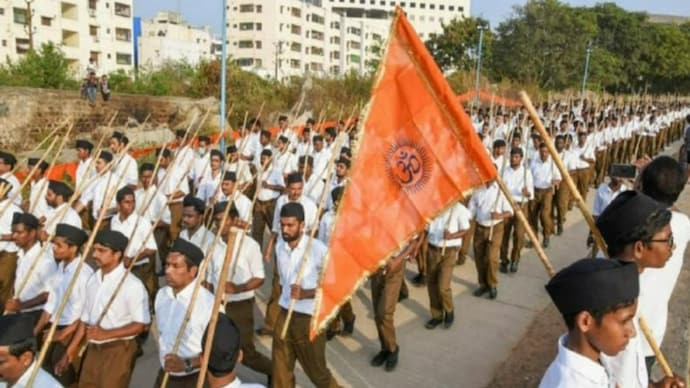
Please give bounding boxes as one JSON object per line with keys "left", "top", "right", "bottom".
{"left": 415, "top": 233, "right": 428, "bottom": 275}
{"left": 0, "top": 251, "right": 18, "bottom": 312}
{"left": 251, "top": 199, "right": 276, "bottom": 248}
{"left": 43, "top": 329, "right": 80, "bottom": 387}
{"left": 576, "top": 168, "right": 590, "bottom": 201}
{"left": 529, "top": 188, "right": 554, "bottom": 238}
{"left": 153, "top": 369, "right": 201, "bottom": 388}
{"left": 263, "top": 258, "right": 281, "bottom": 331}
{"left": 272, "top": 309, "right": 341, "bottom": 388}
{"left": 131, "top": 259, "right": 157, "bottom": 309}
{"left": 154, "top": 226, "right": 170, "bottom": 270}
{"left": 79, "top": 339, "right": 138, "bottom": 388}
{"left": 473, "top": 223, "right": 504, "bottom": 288}
{"left": 500, "top": 203, "right": 527, "bottom": 264}
{"left": 225, "top": 298, "right": 272, "bottom": 376}
{"left": 426, "top": 245, "right": 458, "bottom": 319}
{"left": 370, "top": 262, "right": 404, "bottom": 352}
{"left": 328, "top": 301, "right": 355, "bottom": 332}
{"left": 169, "top": 202, "right": 183, "bottom": 241}
{"left": 458, "top": 220, "right": 475, "bottom": 264}
{"left": 553, "top": 181, "right": 569, "bottom": 229}
{"left": 594, "top": 150, "right": 605, "bottom": 186}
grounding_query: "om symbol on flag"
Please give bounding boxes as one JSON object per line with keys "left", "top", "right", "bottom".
{"left": 385, "top": 140, "right": 431, "bottom": 193}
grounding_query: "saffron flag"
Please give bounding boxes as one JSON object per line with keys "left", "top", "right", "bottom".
{"left": 310, "top": 7, "right": 497, "bottom": 338}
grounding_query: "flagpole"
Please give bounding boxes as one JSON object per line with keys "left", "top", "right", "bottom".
{"left": 219, "top": 0, "right": 228, "bottom": 154}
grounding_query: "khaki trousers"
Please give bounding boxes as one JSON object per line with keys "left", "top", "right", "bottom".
{"left": 426, "top": 245, "right": 458, "bottom": 319}
{"left": 328, "top": 301, "right": 355, "bottom": 332}
{"left": 473, "top": 223, "right": 504, "bottom": 288}
{"left": 529, "top": 188, "right": 554, "bottom": 238}
{"left": 131, "top": 259, "right": 156, "bottom": 309}
{"left": 168, "top": 202, "right": 183, "bottom": 241}
{"left": 251, "top": 199, "right": 276, "bottom": 248}
{"left": 225, "top": 298, "right": 272, "bottom": 376}
{"left": 553, "top": 181, "right": 569, "bottom": 229}
{"left": 262, "top": 257, "right": 281, "bottom": 331}
{"left": 500, "top": 203, "right": 527, "bottom": 264}
{"left": 0, "top": 251, "right": 18, "bottom": 312}
{"left": 415, "top": 233, "right": 428, "bottom": 276}
{"left": 370, "top": 262, "right": 404, "bottom": 352}
{"left": 272, "top": 309, "right": 341, "bottom": 388}
{"left": 79, "top": 339, "right": 138, "bottom": 388}
{"left": 43, "top": 328, "right": 80, "bottom": 387}
{"left": 458, "top": 220, "right": 475, "bottom": 264}
{"left": 576, "top": 168, "right": 590, "bottom": 201}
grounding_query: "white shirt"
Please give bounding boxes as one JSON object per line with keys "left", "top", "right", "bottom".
{"left": 274, "top": 150, "right": 298, "bottom": 176}
{"left": 76, "top": 157, "right": 95, "bottom": 190}
{"left": 1, "top": 172, "right": 22, "bottom": 206}
{"left": 426, "top": 203, "right": 472, "bottom": 248}
{"left": 43, "top": 203, "right": 82, "bottom": 236}
{"left": 592, "top": 183, "right": 627, "bottom": 217}
{"left": 207, "top": 231, "right": 265, "bottom": 302}
{"left": 502, "top": 165, "right": 534, "bottom": 204}
{"left": 256, "top": 165, "right": 285, "bottom": 202}
{"left": 14, "top": 242, "right": 56, "bottom": 312}
{"left": 113, "top": 152, "right": 138, "bottom": 187}
{"left": 80, "top": 172, "right": 123, "bottom": 219}
{"left": 638, "top": 210, "right": 690, "bottom": 357}
{"left": 29, "top": 178, "right": 50, "bottom": 219}
{"left": 468, "top": 183, "right": 513, "bottom": 227}
{"left": 44, "top": 257, "right": 94, "bottom": 325}
{"left": 135, "top": 185, "right": 172, "bottom": 225}
{"left": 571, "top": 142, "right": 595, "bottom": 170}
{"left": 303, "top": 173, "right": 325, "bottom": 204}
{"left": 81, "top": 264, "right": 150, "bottom": 344}
{"left": 195, "top": 170, "right": 223, "bottom": 204}
{"left": 317, "top": 209, "right": 336, "bottom": 245}
{"left": 271, "top": 195, "right": 318, "bottom": 234}
{"left": 530, "top": 157, "right": 561, "bottom": 189}
{"left": 215, "top": 191, "right": 252, "bottom": 223}
{"left": 173, "top": 145, "right": 196, "bottom": 176}
{"left": 276, "top": 234, "right": 327, "bottom": 315}
{"left": 539, "top": 334, "right": 614, "bottom": 388}
{"left": 180, "top": 226, "right": 214, "bottom": 254}
{"left": 155, "top": 282, "right": 220, "bottom": 376}
{"left": 311, "top": 149, "right": 329, "bottom": 181}
{"left": 191, "top": 152, "right": 211, "bottom": 185}
{"left": 600, "top": 320, "right": 648, "bottom": 388}
{"left": 0, "top": 199, "right": 20, "bottom": 252}
{"left": 0, "top": 361, "right": 63, "bottom": 388}
{"left": 225, "top": 161, "right": 253, "bottom": 186}
{"left": 158, "top": 166, "right": 190, "bottom": 204}
{"left": 110, "top": 213, "right": 158, "bottom": 265}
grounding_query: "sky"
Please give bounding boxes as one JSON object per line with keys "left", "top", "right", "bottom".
{"left": 134, "top": 0, "right": 690, "bottom": 36}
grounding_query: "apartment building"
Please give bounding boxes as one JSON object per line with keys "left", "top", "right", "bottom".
{"left": 0, "top": 0, "right": 134, "bottom": 76}
{"left": 136, "top": 11, "right": 215, "bottom": 70}
{"left": 226, "top": 0, "right": 470, "bottom": 79}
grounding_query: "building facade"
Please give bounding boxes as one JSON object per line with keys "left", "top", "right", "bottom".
{"left": 226, "top": 0, "right": 470, "bottom": 79}
{"left": 136, "top": 11, "right": 215, "bottom": 71}
{"left": 0, "top": 0, "right": 134, "bottom": 76}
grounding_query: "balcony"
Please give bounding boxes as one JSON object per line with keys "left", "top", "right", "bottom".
{"left": 115, "top": 27, "right": 131, "bottom": 42}
{"left": 62, "top": 29, "right": 79, "bottom": 48}
{"left": 290, "top": 25, "right": 301, "bottom": 35}
{"left": 61, "top": 2, "right": 78, "bottom": 20}
{"left": 114, "top": 2, "right": 131, "bottom": 17}
{"left": 116, "top": 52, "right": 132, "bottom": 65}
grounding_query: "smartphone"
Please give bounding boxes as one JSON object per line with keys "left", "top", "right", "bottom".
{"left": 609, "top": 163, "right": 637, "bottom": 179}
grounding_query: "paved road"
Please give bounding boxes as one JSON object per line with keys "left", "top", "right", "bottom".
{"left": 130, "top": 140, "right": 689, "bottom": 387}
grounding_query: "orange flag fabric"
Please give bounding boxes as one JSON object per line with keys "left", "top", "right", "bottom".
{"left": 310, "top": 7, "right": 497, "bottom": 339}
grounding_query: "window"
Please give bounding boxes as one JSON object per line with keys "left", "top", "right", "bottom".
{"left": 0, "top": 8, "right": 4, "bottom": 15}
{"left": 13, "top": 8, "right": 27, "bottom": 24}
{"left": 239, "top": 4, "right": 254, "bottom": 12}
{"left": 15, "top": 38, "right": 30, "bottom": 54}
{"left": 256, "top": 23, "right": 262, "bottom": 31}
{"left": 449, "top": 5, "right": 455, "bottom": 11}
{"left": 291, "top": 25, "right": 301, "bottom": 35}
{"left": 311, "top": 14, "right": 324, "bottom": 24}
{"left": 256, "top": 41, "right": 262, "bottom": 49}
{"left": 116, "top": 53, "right": 132, "bottom": 65}
{"left": 115, "top": 27, "right": 131, "bottom": 42}
{"left": 410, "top": 2, "right": 415, "bottom": 7}
{"left": 41, "top": 17, "right": 52, "bottom": 26}
{"left": 420, "top": 3, "right": 425, "bottom": 8}
{"left": 1, "top": 40, "right": 6, "bottom": 47}
{"left": 439, "top": 4, "right": 444, "bottom": 10}
{"left": 290, "top": 42, "right": 301, "bottom": 52}
{"left": 290, "top": 59, "right": 300, "bottom": 69}
{"left": 236, "top": 58, "right": 254, "bottom": 67}
{"left": 239, "top": 22, "right": 254, "bottom": 31}
{"left": 430, "top": 3, "right": 434, "bottom": 9}
{"left": 114, "top": 2, "right": 131, "bottom": 17}
{"left": 238, "top": 40, "right": 253, "bottom": 48}
{"left": 257, "top": 5, "right": 262, "bottom": 12}
{"left": 291, "top": 7, "right": 301, "bottom": 17}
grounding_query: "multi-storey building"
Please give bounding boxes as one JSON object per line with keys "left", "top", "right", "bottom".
{"left": 0, "top": 0, "right": 134, "bottom": 76}
{"left": 226, "top": 0, "right": 470, "bottom": 79}
{"left": 136, "top": 11, "right": 214, "bottom": 71}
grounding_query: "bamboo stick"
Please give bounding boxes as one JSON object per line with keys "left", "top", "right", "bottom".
{"left": 639, "top": 316, "right": 673, "bottom": 378}
{"left": 29, "top": 123, "right": 75, "bottom": 214}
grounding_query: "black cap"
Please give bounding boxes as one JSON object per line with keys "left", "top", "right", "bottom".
{"left": 226, "top": 145, "right": 238, "bottom": 154}
{"left": 11, "top": 212, "right": 39, "bottom": 229}
{"left": 76, "top": 139, "right": 94, "bottom": 150}
{"left": 510, "top": 147, "right": 524, "bottom": 156}
{"left": 286, "top": 172, "right": 302, "bottom": 185}
{"left": 280, "top": 202, "right": 304, "bottom": 221}
{"left": 28, "top": 158, "right": 49, "bottom": 171}
{"left": 140, "top": 162, "right": 155, "bottom": 173}
{"left": 98, "top": 150, "right": 113, "bottom": 163}
{"left": 0, "top": 314, "right": 36, "bottom": 346}
{"left": 261, "top": 149, "right": 273, "bottom": 157}
{"left": 336, "top": 158, "right": 351, "bottom": 168}
{"left": 94, "top": 230, "right": 129, "bottom": 253}
{"left": 278, "top": 135, "right": 289, "bottom": 144}
{"left": 198, "top": 135, "right": 210, "bottom": 143}
{"left": 222, "top": 171, "right": 236, "bottom": 182}
{"left": 546, "top": 258, "right": 639, "bottom": 315}
{"left": 596, "top": 191, "right": 668, "bottom": 247}
{"left": 313, "top": 135, "right": 324, "bottom": 142}
{"left": 55, "top": 223, "right": 88, "bottom": 246}
{"left": 210, "top": 149, "right": 223, "bottom": 159}
{"left": 111, "top": 131, "right": 125, "bottom": 141}
{"left": 175, "top": 129, "right": 186, "bottom": 138}
{"left": 212, "top": 201, "right": 239, "bottom": 218}
{"left": 493, "top": 139, "right": 507, "bottom": 148}
{"left": 48, "top": 180, "right": 73, "bottom": 199}
{"left": 0, "top": 151, "right": 17, "bottom": 167}
{"left": 156, "top": 148, "right": 172, "bottom": 158}
{"left": 202, "top": 313, "right": 241, "bottom": 375}
{"left": 170, "top": 239, "right": 204, "bottom": 266}
{"left": 183, "top": 194, "right": 205, "bottom": 214}
{"left": 306, "top": 118, "right": 315, "bottom": 125}
{"left": 279, "top": 115, "right": 288, "bottom": 121}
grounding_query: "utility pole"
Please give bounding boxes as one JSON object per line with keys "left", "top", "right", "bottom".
{"left": 274, "top": 41, "right": 283, "bottom": 80}
{"left": 25, "top": 0, "right": 35, "bottom": 51}
{"left": 474, "top": 25, "right": 486, "bottom": 108}
{"left": 581, "top": 40, "right": 593, "bottom": 98}
{"left": 219, "top": 0, "right": 228, "bottom": 153}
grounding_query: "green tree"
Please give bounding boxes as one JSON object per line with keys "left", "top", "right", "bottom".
{"left": 0, "top": 42, "right": 77, "bottom": 89}
{"left": 425, "top": 17, "right": 493, "bottom": 73}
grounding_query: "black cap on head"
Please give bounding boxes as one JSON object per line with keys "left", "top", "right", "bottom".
{"left": 0, "top": 314, "right": 36, "bottom": 347}
{"left": 140, "top": 162, "right": 155, "bottom": 173}
{"left": 298, "top": 155, "right": 313, "bottom": 167}
{"left": 55, "top": 223, "right": 88, "bottom": 246}
{"left": 202, "top": 313, "right": 241, "bottom": 376}
{"left": 94, "top": 230, "right": 129, "bottom": 253}
{"left": 222, "top": 171, "right": 237, "bottom": 182}
{"left": 510, "top": 147, "right": 524, "bottom": 157}
{"left": 183, "top": 194, "right": 205, "bottom": 214}
{"left": 325, "top": 127, "right": 337, "bottom": 138}
{"left": 306, "top": 118, "right": 315, "bottom": 125}
{"left": 212, "top": 201, "right": 239, "bottom": 218}
{"left": 261, "top": 149, "right": 273, "bottom": 157}
{"left": 226, "top": 145, "right": 238, "bottom": 154}
{"left": 198, "top": 135, "right": 210, "bottom": 144}
{"left": 48, "top": 180, "right": 73, "bottom": 200}
{"left": 175, "top": 129, "right": 186, "bottom": 138}
{"left": 280, "top": 202, "right": 305, "bottom": 221}
{"left": 170, "top": 239, "right": 204, "bottom": 266}
{"left": 210, "top": 149, "right": 223, "bottom": 159}
{"left": 111, "top": 131, "right": 125, "bottom": 141}
{"left": 336, "top": 158, "right": 351, "bottom": 169}
{"left": 156, "top": 148, "right": 172, "bottom": 158}
{"left": 28, "top": 158, "right": 49, "bottom": 171}
{"left": 76, "top": 139, "right": 94, "bottom": 151}
{"left": 493, "top": 139, "right": 507, "bottom": 149}
{"left": 278, "top": 135, "right": 289, "bottom": 144}
{"left": 0, "top": 152, "right": 16, "bottom": 167}
{"left": 98, "top": 150, "right": 113, "bottom": 163}
{"left": 546, "top": 258, "right": 639, "bottom": 316}
{"left": 11, "top": 212, "right": 39, "bottom": 229}
{"left": 596, "top": 191, "right": 667, "bottom": 247}
{"left": 279, "top": 115, "right": 288, "bottom": 121}
{"left": 286, "top": 172, "right": 302, "bottom": 185}
{"left": 313, "top": 135, "right": 323, "bottom": 142}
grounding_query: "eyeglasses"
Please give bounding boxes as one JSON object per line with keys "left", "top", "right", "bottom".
{"left": 647, "top": 233, "right": 674, "bottom": 248}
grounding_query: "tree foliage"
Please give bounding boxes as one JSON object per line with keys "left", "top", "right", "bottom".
{"left": 0, "top": 42, "right": 78, "bottom": 89}
{"left": 425, "top": 17, "right": 493, "bottom": 73}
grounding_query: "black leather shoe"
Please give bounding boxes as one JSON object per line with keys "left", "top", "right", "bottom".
{"left": 525, "top": 241, "right": 534, "bottom": 249}
{"left": 385, "top": 347, "right": 399, "bottom": 372}
{"left": 543, "top": 237, "right": 550, "bottom": 248}
{"left": 370, "top": 350, "right": 390, "bottom": 367}
{"left": 556, "top": 225, "right": 563, "bottom": 236}
{"left": 412, "top": 273, "right": 426, "bottom": 286}
{"left": 473, "top": 286, "right": 489, "bottom": 297}
{"left": 509, "top": 262, "right": 518, "bottom": 273}
{"left": 499, "top": 263, "right": 508, "bottom": 273}
{"left": 342, "top": 317, "right": 355, "bottom": 336}
{"left": 443, "top": 311, "right": 454, "bottom": 329}
{"left": 425, "top": 318, "right": 443, "bottom": 330}
{"left": 488, "top": 288, "right": 498, "bottom": 299}
{"left": 326, "top": 328, "right": 339, "bottom": 341}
